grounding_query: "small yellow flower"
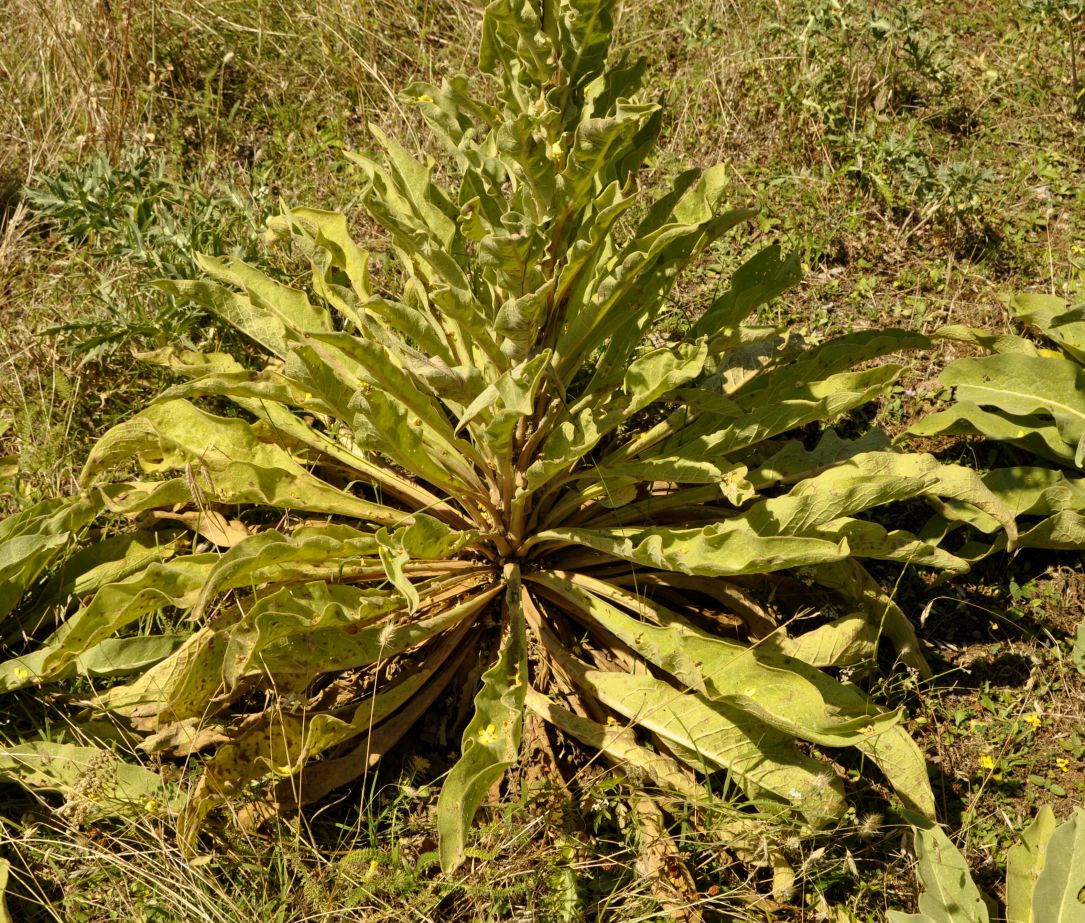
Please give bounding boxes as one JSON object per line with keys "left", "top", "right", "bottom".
{"left": 1056, "top": 758, "right": 1071, "bottom": 773}
{"left": 546, "top": 139, "right": 563, "bottom": 162}
{"left": 1023, "top": 713, "right": 1041, "bottom": 729}
{"left": 144, "top": 798, "right": 158, "bottom": 812}
{"left": 477, "top": 723, "right": 498, "bottom": 745}
{"left": 417, "top": 94, "right": 434, "bottom": 104}
{"left": 14, "top": 668, "right": 30, "bottom": 681}
{"left": 978, "top": 754, "right": 996, "bottom": 771}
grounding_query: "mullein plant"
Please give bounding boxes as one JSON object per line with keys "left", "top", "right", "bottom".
{"left": 0, "top": 0, "right": 1015, "bottom": 880}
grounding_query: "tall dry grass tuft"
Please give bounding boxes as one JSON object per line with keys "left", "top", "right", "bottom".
{"left": 1, "top": 0, "right": 146, "bottom": 184}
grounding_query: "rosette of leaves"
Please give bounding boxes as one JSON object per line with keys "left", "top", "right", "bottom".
{"left": 0, "top": 0, "right": 1016, "bottom": 872}
{"left": 909, "top": 294, "right": 1085, "bottom": 560}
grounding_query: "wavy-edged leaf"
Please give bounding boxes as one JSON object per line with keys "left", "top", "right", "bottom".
{"left": 80, "top": 399, "right": 407, "bottom": 525}
{"left": 0, "top": 496, "right": 99, "bottom": 620}
{"left": 750, "top": 429, "right": 891, "bottom": 489}
{"left": 538, "top": 521, "right": 849, "bottom": 576}
{"left": 555, "top": 164, "right": 740, "bottom": 380}
{"left": 270, "top": 205, "right": 371, "bottom": 304}
{"left": 524, "top": 340, "right": 711, "bottom": 491}
{"left": 806, "top": 558, "right": 931, "bottom": 678}
{"left": 557, "top": 102, "right": 659, "bottom": 206}
{"left": 932, "top": 324, "right": 1039, "bottom": 356}
{"left": 368, "top": 124, "right": 457, "bottom": 249}
{"left": 0, "top": 634, "right": 185, "bottom": 693}
{"left": 921, "top": 467, "right": 1085, "bottom": 558}
{"left": 438, "top": 565, "right": 528, "bottom": 872}
{"left": 760, "top": 613, "right": 879, "bottom": 669}
{"left": 568, "top": 666, "right": 846, "bottom": 825}
{"left": 221, "top": 578, "right": 498, "bottom": 689}
{"left": 646, "top": 364, "right": 902, "bottom": 463}
{"left": 530, "top": 571, "right": 934, "bottom": 817}
{"left": 937, "top": 353, "right": 1085, "bottom": 456}
{"left": 402, "top": 76, "right": 499, "bottom": 152}
{"left": 691, "top": 243, "right": 802, "bottom": 337}
{"left": 38, "top": 556, "right": 217, "bottom": 677}
{"left": 734, "top": 328, "right": 929, "bottom": 403}
{"left": 749, "top": 452, "right": 1015, "bottom": 547}
{"left": 891, "top": 815, "right": 989, "bottom": 923}
{"left": 542, "top": 452, "right": 1013, "bottom": 580}
{"left": 353, "top": 388, "right": 486, "bottom": 498}
{"left": 302, "top": 331, "right": 482, "bottom": 468}
{"left": 458, "top": 350, "right": 551, "bottom": 454}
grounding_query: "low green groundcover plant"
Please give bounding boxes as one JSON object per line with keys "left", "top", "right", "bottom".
{"left": 0, "top": 0, "right": 1016, "bottom": 877}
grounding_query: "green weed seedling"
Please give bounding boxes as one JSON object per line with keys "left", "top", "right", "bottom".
{"left": 25, "top": 149, "right": 268, "bottom": 362}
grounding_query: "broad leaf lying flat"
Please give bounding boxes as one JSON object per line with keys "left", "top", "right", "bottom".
{"left": 888, "top": 816, "right": 989, "bottom": 923}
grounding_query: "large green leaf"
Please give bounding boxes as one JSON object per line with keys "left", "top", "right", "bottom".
{"left": 936, "top": 353, "right": 1085, "bottom": 461}
{"left": 540, "top": 452, "right": 1012, "bottom": 578}
{"left": 759, "top": 613, "right": 879, "bottom": 669}
{"left": 524, "top": 340, "right": 709, "bottom": 490}
{"left": 909, "top": 402, "right": 1076, "bottom": 466}
{"left": 888, "top": 816, "right": 989, "bottom": 923}
{"left": 920, "top": 467, "right": 1085, "bottom": 558}
{"left": 1010, "top": 293, "right": 1085, "bottom": 364}
{"left": 0, "top": 634, "right": 185, "bottom": 693}
{"left": 537, "top": 521, "right": 849, "bottom": 576}
{"left": 80, "top": 399, "right": 407, "bottom": 525}
{"left": 554, "top": 164, "right": 742, "bottom": 380}
{"left": 628, "top": 364, "right": 903, "bottom": 464}
{"left": 1031, "top": 809, "right": 1085, "bottom": 923}
{"left": 1006, "top": 806, "right": 1056, "bottom": 923}
{"left": 574, "top": 667, "right": 847, "bottom": 824}
{"left": 438, "top": 565, "right": 528, "bottom": 872}
{"left": 0, "top": 741, "right": 177, "bottom": 820}
{"left": 531, "top": 571, "right": 934, "bottom": 817}
{"left": 0, "top": 496, "right": 99, "bottom": 620}
{"left": 37, "top": 556, "right": 216, "bottom": 677}
{"left": 220, "top": 579, "right": 494, "bottom": 688}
